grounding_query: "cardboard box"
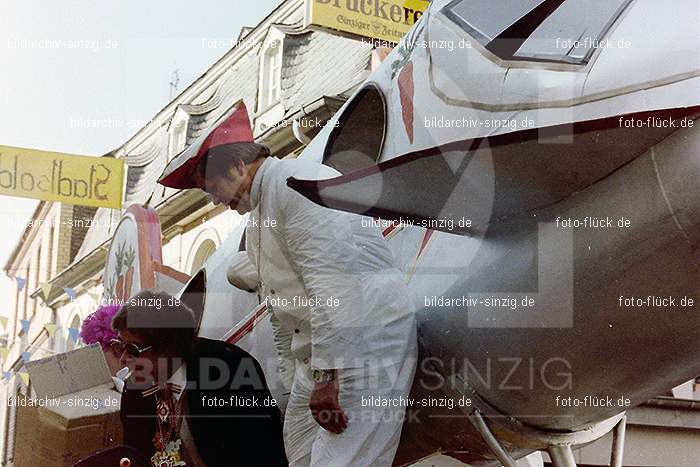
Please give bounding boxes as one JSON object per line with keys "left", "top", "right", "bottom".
{"left": 15, "top": 344, "right": 123, "bottom": 467}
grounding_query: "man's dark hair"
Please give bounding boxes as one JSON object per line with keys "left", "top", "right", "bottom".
{"left": 112, "top": 290, "right": 196, "bottom": 357}
{"left": 196, "top": 142, "right": 270, "bottom": 182}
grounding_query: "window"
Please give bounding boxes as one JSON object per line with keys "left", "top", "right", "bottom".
{"left": 48, "top": 225, "right": 55, "bottom": 277}
{"left": 443, "top": 0, "right": 633, "bottom": 65}
{"left": 169, "top": 107, "right": 190, "bottom": 157}
{"left": 32, "top": 250, "right": 40, "bottom": 316}
{"left": 170, "top": 121, "right": 187, "bottom": 155}
{"left": 323, "top": 84, "right": 386, "bottom": 174}
{"left": 5, "top": 385, "right": 23, "bottom": 462}
{"left": 21, "top": 265, "right": 29, "bottom": 322}
{"left": 260, "top": 40, "right": 282, "bottom": 110}
{"left": 14, "top": 276, "right": 20, "bottom": 333}
{"left": 189, "top": 239, "right": 217, "bottom": 275}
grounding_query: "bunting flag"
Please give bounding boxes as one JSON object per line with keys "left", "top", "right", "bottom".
{"left": 44, "top": 323, "right": 57, "bottom": 338}
{"left": 88, "top": 291, "right": 101, "bottom": 304}
{"left": 3, "top": 371, "right": 12, "bottom": 380}
{"left": 40, "top": 282, "right": 53, "bottom": 301}
{"left": 21, "top": 351, "right": 31, "bottom": 364}
{"left": 18, "top": 372, "right": 29, "bottom": 386}
{"left": 20, "top": 319, "right": 31, "bottom": 333}
{"left": 0, "top": 348, "right": 9, "bottom": 361}
{"left": 68, "top": 327, "right": 80, "bottom": 344}
{"left": 0, "top": 316, "right": 8, "bottom": 329}
{"left": 63, "top": 287, "right": 77, "bottom": 301}
{"left": 16, "top": 277, "right": 26, "bottom": 291}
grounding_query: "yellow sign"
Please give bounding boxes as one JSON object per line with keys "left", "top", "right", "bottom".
{"left": 0, "top": 145, "right": 124, "bottom": 209}
{"left": 308, "top": 0, "right": 430, "bottom": 44}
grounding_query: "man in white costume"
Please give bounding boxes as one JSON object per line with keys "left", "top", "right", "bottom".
{"left": 159, "top": 101, "right": 417, "bottom": 466}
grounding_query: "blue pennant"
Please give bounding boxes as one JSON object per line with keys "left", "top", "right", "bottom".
{"left": 16, "top": 277, "right": 26, "bottom": 291}
{"left": 63, "top": 287, "right": 77, "bottom": 301}
{"left": 68, "top": 327, "right": 80, "bottom": 344}
{"left": 21, "top": 352, "right": 31, "bottom": 364}
{"left": 20, "top": 320, "right": 31, "bottom": 333}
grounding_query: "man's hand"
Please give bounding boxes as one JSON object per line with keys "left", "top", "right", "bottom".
{"left": 309, "top": 376, "right": 348, "bottom": 434}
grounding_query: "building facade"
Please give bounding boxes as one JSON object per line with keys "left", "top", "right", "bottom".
{"left": 1, "top": 0, "right": 697, "bottom": 465}
{"left": 0, "top": 0, "right": 376, "bottom": 463}
{"left": 0, "top": 201, "right": 98, "bottom": 464}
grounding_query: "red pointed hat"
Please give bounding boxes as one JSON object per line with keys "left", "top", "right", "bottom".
{"left": 158, "top": 100, "right": 254, "bottom": 189}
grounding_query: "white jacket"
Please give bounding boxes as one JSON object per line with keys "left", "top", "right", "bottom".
{"left": 244, "top": 157, "right": 414, "bottom": 372}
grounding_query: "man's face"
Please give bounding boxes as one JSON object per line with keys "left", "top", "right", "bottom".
{"left": 195, "top": 164, "right": 252, "bottom": 215}
{"left": 116, "top": 329, "right": 166, "bottom": 385}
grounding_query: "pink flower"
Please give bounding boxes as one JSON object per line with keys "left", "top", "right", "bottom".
{"left": 80, "top": 305, "right": 121, "bottom": 350}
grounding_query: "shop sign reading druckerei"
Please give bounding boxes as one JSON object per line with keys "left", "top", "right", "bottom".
{"left": 0, "top": 145, "right": 124, "bottom": 209}
{"left": 308, "top": 0, "right": 430, "bottom": 43}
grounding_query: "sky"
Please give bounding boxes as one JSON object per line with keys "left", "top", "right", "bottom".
{"left": 0, "top": 0, "right": 282, "bottom": 312}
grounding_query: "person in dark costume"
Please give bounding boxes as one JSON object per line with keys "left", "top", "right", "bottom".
{"left": 113, "top": 290, "right": 287, "bottom": 467}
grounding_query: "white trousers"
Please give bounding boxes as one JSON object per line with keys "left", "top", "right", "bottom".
{"left": 283, "top": 321, "right": 417, "bottom": 467}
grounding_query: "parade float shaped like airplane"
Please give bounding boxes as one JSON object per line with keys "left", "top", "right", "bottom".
{"left": 105, "top": 0, "right": 699, "bottom": 465}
